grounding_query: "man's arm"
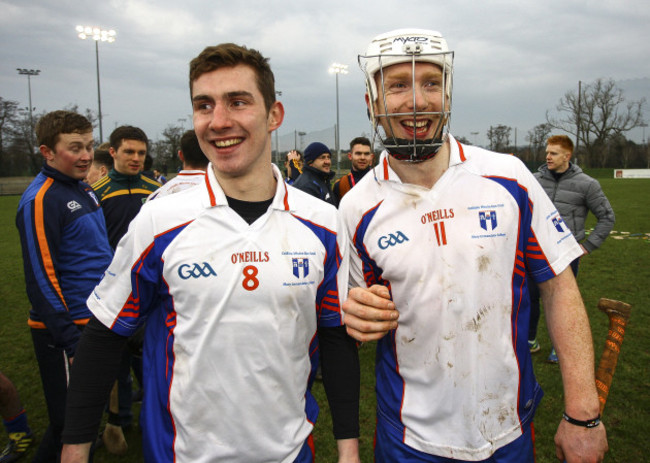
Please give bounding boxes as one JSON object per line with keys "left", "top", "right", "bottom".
{"left": 582, "top": 180, "right": 615, "bottom": 253}
{"left": 319, "top": 325, "right": 360, "bottom": 463}
{"left": 61, "top": 317, "right": 128, "bottom": 462}
{"left": 539, "top": 268, "right": 608, "bottom": 462}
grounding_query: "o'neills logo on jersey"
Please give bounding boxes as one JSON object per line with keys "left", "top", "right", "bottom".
{"left": 231, "top": 251, "right": 270, "bottom": 264}
{"left": 378, "top": 231, "right": 409, "bottom": 249}
{"left": 178, "top": 262, "right": 217, "bottom": 279}
{"left": 420, "top": 208, "right": 454, "bottom": 224}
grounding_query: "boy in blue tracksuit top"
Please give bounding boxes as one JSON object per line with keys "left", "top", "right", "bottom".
{"left": 16, "top": 110, "right": 113, "bottom": 462}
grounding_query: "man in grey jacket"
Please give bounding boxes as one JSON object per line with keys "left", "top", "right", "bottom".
{"left": 528, "top": 134, "right": 615, "bottom": 362}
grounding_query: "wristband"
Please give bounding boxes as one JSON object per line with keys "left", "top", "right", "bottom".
{"left": 562, "top": 412, "right": 601, "bottom": 428}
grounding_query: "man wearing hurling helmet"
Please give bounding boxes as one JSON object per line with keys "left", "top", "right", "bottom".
{"left": 339, "top": 29, "right": 608, "bottom": 462}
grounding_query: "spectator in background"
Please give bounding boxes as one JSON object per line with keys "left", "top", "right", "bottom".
{"left": 85, "top": 144, "right": 113, "bottom": 186}
{"left": 284, "top": 149, "right": 303, "bottom": 185}
{"left": 15, "top": 110, "right": 113, "bottom": 461}
{"left": 153, "top": 169, "right": 167, "bottom": 185}
{"left": 528, "top": 134, "right": 615, "bottom": 363}
{"left": 293, "top": 142, "right": 336, "bottom": 206}
{"left": 0, "top": 371, "right": 34, "bottom": 463}
{"left": 92, "top": 125, "right": 160, "bottom": 435}
{"left": 147, "top": 130, "right": 208, "bottom": 201}
{"left": 332, "top": 137, "right": 374, "bottom": 204}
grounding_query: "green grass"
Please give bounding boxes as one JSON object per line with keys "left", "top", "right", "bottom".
{"left": 2, "top": 178, "right": 649, "bottom": 462}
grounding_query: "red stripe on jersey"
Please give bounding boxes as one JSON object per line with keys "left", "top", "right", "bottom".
{"left": 382, "top": 157, "right": 390, "bottom": 180}
{"left": 456, "top": 138, "right": 466, "bottom": 162}
{"left": 204, "top": 170, "right": 216, "bottom": 206}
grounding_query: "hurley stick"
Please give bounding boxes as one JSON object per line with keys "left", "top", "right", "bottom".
{"left": 594, "top": 298, "right": 632, "bottom": 414}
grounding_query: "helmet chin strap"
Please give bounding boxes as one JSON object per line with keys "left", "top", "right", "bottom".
{"left": 382, "top": 135, "right": 447, "bottom": 163}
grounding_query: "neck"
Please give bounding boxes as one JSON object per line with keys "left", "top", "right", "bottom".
{"left": 388, "top": 140, "right": 450, "bottom": 189}
{"left": 212, "top": 164, "right": 277, "bottom": 201}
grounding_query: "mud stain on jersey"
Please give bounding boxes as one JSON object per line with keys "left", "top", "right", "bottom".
{"left": 477, "top": 254, "right": 490, "bottom": 273}
{"left": 465, "top": 304, "right": 493, "bottom": 332}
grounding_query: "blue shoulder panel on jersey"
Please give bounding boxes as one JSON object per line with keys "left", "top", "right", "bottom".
{"left": 352, "top": 201, "right": 392, "bottom": 293}
{"left": 292, "top": 214, "right": 343, "bottom": 326}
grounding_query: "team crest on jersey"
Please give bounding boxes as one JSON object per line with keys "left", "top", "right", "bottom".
{"left": 552, "top": 215, "right": 565, "bottom": 232}
{"left": 292, "top": 258, "right": 309, "bottom": 278}
{"left": 86, "top": 190, "right": 100, "bottom": 206}
{"left": 479, "top": 211, "right": 498, "bottom": 231}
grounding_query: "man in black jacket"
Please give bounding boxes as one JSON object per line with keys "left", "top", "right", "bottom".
{"left": 293, "top": 142, "right": 336, "bottom": 206}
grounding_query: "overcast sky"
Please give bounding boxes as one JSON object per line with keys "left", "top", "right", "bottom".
{"left": 2, "top": 0, "right": 649, "bottom": 153}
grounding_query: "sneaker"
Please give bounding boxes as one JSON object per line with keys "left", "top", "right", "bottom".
{"left": 0, "top": 431, "right": 34, "bottom": 463}
{"left": 528, "top": 339, "right": 541, "bottom": 353}
{"left": 547, "top": 348, "right": 559, "bottom": 364}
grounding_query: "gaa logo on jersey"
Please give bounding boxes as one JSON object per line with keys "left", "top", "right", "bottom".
{"left": 178, "top": 262, "right": 217, "bottom": 279}
{"left": 552, "top": 215, "right": 565, "bottom": 233}
{"left": 377, "top": 231, "right": 409, "bottom": 249}
{"left": 67, "top": 200, "right": 82, "bottom": 212}
{"left": 479, "top": 210, "right": 498, "bottom": 231}
{"left": 292, "top": 258, "right": 309, "bottom": 279}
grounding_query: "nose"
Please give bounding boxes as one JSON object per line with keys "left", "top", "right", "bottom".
{"left": 208, "top": 102, "right": 233, "bottom": 131}
{"left": 407, "top": 85, "right": 430, "bottom": 112}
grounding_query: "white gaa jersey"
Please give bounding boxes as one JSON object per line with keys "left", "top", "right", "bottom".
{"left": 339, "top": 135, "right": 582, "bottom": 461}
{"left": 146, "top": 169, "right": 206, "bottom": 201}
{"left": 89, "top": 164, "right": 348, "bottom": 463}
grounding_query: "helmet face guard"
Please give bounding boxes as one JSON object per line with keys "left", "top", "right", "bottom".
{"left": 359, "top": 29, "right": 454, "bottom": 163}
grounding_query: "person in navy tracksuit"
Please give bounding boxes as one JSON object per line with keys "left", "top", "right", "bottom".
{"left": 16, "top": 110, "right": 113, "bottom": 462}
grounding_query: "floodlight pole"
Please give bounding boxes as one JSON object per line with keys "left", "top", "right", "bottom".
{"left": 16, "top": 68, "right": 40, "bottom": 147}
{"left": 76, "top": 25, "right": 116, "bottom": 143}
{"left": 329, "top": 63, "right": 348, "bottom": 172}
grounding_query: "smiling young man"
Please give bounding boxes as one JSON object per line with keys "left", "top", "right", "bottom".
{"left": 61, "top": 43, "right": 360, "bottom": 463}
{"left": 338, "top": 29, "right": 608, "bottom": 462}
{"left": 16, "top": 110, "right": 113, "bottom": 462}
{"left": 293, "top": 141, "right": 337, "bottom": 206}
{"left": 332, "top": 137, "right": 374, "bottom": 204}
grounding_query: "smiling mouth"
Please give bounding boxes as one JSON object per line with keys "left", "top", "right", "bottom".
{"left": 212, "top": 138, "right": 243, "bottom": 148}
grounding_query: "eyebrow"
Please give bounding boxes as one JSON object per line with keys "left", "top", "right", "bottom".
{"left": 192, "top": 90, "right": 255, "bottom": 103}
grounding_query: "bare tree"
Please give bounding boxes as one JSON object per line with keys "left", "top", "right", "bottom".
{"left": 0, "top": 97, "right": 20, "bottom": 163}
{"left": 547, "top": 78, "right": 646, "bottom": 167}
{"left": 153, "top": 124, "right": 185, "bottom": 173}
{"left": 486, "top": 124, "right": 512, "bottom": 153}
{"left": 525, "top": 123, "right": 552, "bottom": 165}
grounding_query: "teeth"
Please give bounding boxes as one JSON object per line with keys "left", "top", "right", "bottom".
{"left": 402, "top": 120, "right": 428, "bottom": 128}
{"left": 214, "top": 138, "right": 243, "bottom": 147}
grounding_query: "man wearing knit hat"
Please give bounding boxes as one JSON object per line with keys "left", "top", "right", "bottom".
{"left": 293, "top": 142, "right": 337, "bottom": 206}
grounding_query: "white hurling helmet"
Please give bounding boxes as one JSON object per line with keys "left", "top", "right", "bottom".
{"left": 359, "top": 29, "right": 454, "bottom": 162}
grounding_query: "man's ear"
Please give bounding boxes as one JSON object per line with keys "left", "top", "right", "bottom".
{"left": 39, "top": 145, "right": 54, "bottom": 161}
{"left": 109, "top": 147, "right": 117, "bottom": 159}
{"left": 268, "top": 101, "right": 285, "bottom": 132}
{"left": 178, "top": 150, "right": 185, "bottom": 163}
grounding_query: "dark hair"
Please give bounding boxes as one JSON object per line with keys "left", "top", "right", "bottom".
{"left": 109, "top": 125, "right": 149, "bottom": 151}
{"left": 92, "top": 148, "right": 113, "bottom": 169}
{"left": 189, "top": 43, "right": 276, "bottom": 112}
{"left": 180, "top": 130, "right": 208, "bottom": 169}
{"left": 35, "top": 110, "right": 93, "bottom": 150}
{"left": 349, "top": 136, "right": 371, "bottom": 151}
{"left": 547, "top": 135, "right": 574, "bottom": 153}
{"left": 144, "top": 154, "right": 153, "bottom": 171}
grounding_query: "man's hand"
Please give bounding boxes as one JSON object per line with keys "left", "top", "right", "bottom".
{"left": 61, "top": 443, "right": 92, "bottom": 463}
{"left": 342, "top": 285, "right": 398, "bottom": 342}
{"left": 554, "top": 418, "right": 608, "bottom": 462}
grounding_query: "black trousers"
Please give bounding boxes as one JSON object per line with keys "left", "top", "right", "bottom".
{"left": 31, "top": 327, "right": 80, "bottom": 463}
